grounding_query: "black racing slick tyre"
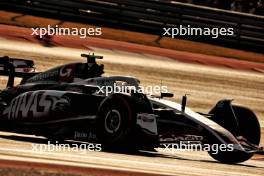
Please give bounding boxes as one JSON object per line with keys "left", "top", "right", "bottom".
{"left": 95, "top": 94, "right": 136, "bottom": 148}
{"left": 208, "top": 105, "right": 261, "bottom": 164}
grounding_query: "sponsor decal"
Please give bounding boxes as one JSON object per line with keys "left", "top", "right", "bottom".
{"left": 27, "top": 69, "right": 59, "bottom": 83}
{"left": 74, "top": 131, "right": 97, "bottom": 140}
{"left": 160, "top": 134, "right": 203, "bottom": 143}
{"left": 59, "top": 64, "right": 75, "bottom": 82}
{"left": 3, "top": 91, "right": 66, "bottom": 119}
{"left": 27, "top": 64, "right": 75, "bottom": 83}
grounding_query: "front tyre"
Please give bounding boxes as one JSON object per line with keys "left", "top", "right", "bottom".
{"left": 208, "top": 105, "right": 261, "bottom": 163}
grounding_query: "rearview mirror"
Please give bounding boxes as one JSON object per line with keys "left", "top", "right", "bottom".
{"left": 161, "top": 92, "right": 174, "bottom": 98}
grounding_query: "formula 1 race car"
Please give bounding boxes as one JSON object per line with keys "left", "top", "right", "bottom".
{"left": 0, "top": 54, "right": 263, "bottom": 164}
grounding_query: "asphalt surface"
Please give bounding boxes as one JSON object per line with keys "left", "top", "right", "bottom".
{"left": 0, "top": 131, "right": 263, "bottom": 176}
{"left": 0, "top": 30, "right": 263, "bottom": 175}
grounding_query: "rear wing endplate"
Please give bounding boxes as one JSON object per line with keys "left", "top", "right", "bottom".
{"left": 0, "top": 56, "right": 38, "bottom": 87}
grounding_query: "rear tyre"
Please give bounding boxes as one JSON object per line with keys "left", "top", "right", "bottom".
{"left": 95, "top": 94, "right": 136, "bottom": 149}
{"left": 208, "top": 105, "right": 261, "bottom": 163}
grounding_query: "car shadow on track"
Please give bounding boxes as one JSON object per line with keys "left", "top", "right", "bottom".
{"left": 0, "top": 134, "right": 263, "bottom": 169}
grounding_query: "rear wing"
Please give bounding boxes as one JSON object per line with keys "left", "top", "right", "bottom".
{"left": 0, "top": 56, "right": 38, "bottom": 87}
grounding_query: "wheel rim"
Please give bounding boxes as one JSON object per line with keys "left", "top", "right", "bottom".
{"left": 105, "top": 109, "right": 121, "bottom": 133}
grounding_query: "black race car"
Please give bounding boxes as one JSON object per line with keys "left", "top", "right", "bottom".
{"left": 0, "top": 54, "right": 263, "bottom": 163}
